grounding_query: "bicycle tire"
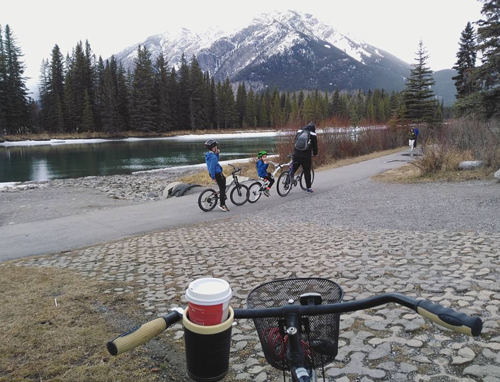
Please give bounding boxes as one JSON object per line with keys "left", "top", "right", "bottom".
{"left": 230, "top": 184, "right": 249, "bottom": 206}
{"left": 198, "top": 188, "right": 218, "bottom": 212}
{"left": 277, "top": 171, "right": 292, "bottom": 197}
{"left": 248, "top": 182, "right": 263, "bottom": 203}
{"left": 299, "top": 168, "right": 315, "bottom": 190}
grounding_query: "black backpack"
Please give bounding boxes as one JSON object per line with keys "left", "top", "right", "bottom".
{"left": 294, "top": 129, "right": 311, "bottom": 151}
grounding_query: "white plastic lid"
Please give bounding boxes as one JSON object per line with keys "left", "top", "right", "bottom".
{"left": 185, "top": 278, "right": 232, "bottom": 305}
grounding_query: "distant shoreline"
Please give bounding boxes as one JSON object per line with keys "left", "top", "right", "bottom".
{"left": 0, "top": 128, "right": 281, "bottom": 143}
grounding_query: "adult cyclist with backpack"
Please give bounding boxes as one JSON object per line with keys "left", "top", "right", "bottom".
{"left": 291, "top": 121, "right": 318, "bottom": 193}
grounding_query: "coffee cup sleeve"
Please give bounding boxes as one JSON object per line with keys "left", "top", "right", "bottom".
{"left": 107, "top": 310, "right": 182, "bottom": 355}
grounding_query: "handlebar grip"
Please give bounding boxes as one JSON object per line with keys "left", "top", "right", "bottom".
{"left": 417, "top": 300, "right": 482, "bottom": 337}
{"left": 107, "top": 311, "right": 182, "bottom": 356}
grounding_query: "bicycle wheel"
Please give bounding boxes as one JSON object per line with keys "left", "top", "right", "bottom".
{"left": 248, "top": 181, "right": 263, "bottom": 203}
{"left": 300, "top": 168, "right": 315, "bottom": 190}
{"left": 230, "top": 184, "right": 249, "bottom": 206}
{"left": 277, "top": 171, "right": 292, "bottom": 197}
{"left": 198, "top": 188, "right": 218, "bottom": 212}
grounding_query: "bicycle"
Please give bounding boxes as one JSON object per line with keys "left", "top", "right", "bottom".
{"left": 248, "top": 160, "right": 286, "bottom": 203}
{"left": 197, "top": 164, "right": 249, "bottom": 212}
{"left": 107, "top": 277, "right": 482, "bottom": 382}
{"left": 276, "top": 155, "right": 315, "bottom": 197}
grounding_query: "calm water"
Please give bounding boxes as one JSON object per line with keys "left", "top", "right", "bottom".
{"left": 0, "top": 135, "right": 278, "bottom": 183}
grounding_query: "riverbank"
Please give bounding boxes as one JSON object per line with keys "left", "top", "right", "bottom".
{"left": 0, "top": 128, "right": 280, "bottom": 143}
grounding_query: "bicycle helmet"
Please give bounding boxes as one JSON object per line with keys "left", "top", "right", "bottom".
{"left": 204, "top": 139, "right": 218, "bottom": 150}
{"left": 257, "top": 150, "right": 268, "bottom": 158}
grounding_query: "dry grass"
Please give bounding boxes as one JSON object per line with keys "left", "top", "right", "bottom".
{"left": 373, "top": 162, "right": 495, "bottom": 183}
{"left": 0, "top": 264, "right": 183, "bottom": 382}
{"left": 177, "top": 161, "right": 260, "bottom": 186}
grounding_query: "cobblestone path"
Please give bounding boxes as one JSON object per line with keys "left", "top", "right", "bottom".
{"left": 14, "top": 214, "right": 500, "bottom": 381}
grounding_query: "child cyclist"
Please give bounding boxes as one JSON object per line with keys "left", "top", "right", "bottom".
{"left": 204, "top": 139, "right": 229, "bottom": 212}
{"left": 256, "top": 150, "right": 275, "bottom": 196}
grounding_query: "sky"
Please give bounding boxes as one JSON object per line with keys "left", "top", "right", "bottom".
{"left": 2, "top": 0, "right": 484, "bottom": 98}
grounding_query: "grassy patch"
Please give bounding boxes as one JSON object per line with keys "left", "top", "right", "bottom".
{"left": 0, "top": 264, "right": 184, "bottom": 382}
{"left": 373, "top": 163, "right": 495, "bottom": 184}
{"left": 177, "top": 161, "right": 260, "bottom": 186}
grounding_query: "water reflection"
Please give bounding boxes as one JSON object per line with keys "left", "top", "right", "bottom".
{"left": 0, "top": 136, "right": 278, "bottom": 182}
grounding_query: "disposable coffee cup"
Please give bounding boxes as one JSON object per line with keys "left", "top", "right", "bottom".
{"left": 185, "top": 278, "right": 232, "bottom": 326}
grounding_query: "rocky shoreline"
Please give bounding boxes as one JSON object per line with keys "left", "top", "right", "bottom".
{"left": 0, "top": 167, "right": 200, "bottom": 202}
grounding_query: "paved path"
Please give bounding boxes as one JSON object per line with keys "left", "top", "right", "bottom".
{"left": 1, "top": 150, "right": 411, "bottom": 261}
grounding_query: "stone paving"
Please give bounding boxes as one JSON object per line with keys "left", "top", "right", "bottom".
{"left": 13, "top": 214, "right": 500, "bottom": 381}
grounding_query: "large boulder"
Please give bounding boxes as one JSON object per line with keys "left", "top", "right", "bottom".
{"left": 458, "top": 161, "right": 484, "bottom": 170}
{"left": 494, "top": 168, "right": 500, "bottom": 180}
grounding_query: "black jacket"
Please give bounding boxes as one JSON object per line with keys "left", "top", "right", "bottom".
{"left": 293, "top": 124, "right": 318, "bottom": 158}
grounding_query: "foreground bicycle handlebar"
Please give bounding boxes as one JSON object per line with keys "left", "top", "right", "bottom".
{"left": 107, "top": 293, "right": 482, "bottom": 356}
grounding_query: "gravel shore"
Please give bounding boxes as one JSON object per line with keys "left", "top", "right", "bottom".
{"left": 0, "top": 168, "right": 197, "bottom": 226}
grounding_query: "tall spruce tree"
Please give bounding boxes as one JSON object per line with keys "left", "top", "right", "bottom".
{"left": 2, "top": 25, "right": 30, "bottom": 134}
{"left": 0, "top": 25, "right": 6, "bottom": 133}
{"left": 452, "top": 22, "right": 477, "bottom": 99}
{"left": 403, "top": 40, "right": 437, "bottom": 124}
{"left": 154, "top": 53, "right": 172, "bottom": 132}
{"left": 130, "top": 45, "right": 156, "bottom": 132}
{"left": 188, "top": 55, "right": 206, "bottom": 130}
{"left": 476, "top": 0, "right": 500, "bottom": 118}
{"left": 40, "top": 44, "right": 65, "bottom": 132}
{"left": 177, "top": 54, "right": 191, "bottom": 129}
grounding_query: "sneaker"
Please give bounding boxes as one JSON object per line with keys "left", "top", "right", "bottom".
{"left": 263, "top": 189, "right": 270, "bottom": 197}
{"left": 306, "top": 188, "right": 314, "bottom": 193}
{"left": 218, "top": 205, "right": 230, "bottom": 212}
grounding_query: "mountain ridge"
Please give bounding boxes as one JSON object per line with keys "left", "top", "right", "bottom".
{"left": 112, "top": 10, "right": 456, "bottom": 106}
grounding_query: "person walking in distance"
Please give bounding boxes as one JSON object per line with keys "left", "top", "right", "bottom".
{"left": 256, "top": 150, "right": 274, "bottom": 196}
{"left": 291, "top": 121, "right": 318, "bottom": 193}
{"left": 204, "top": 140, "right": 229, "bottom": 212}
{"left": 408, "top": 127, "right": 417, "bottom": 156}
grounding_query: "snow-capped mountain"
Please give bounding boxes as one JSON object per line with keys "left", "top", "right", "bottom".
{"left": 112, "top": 10, "right": 443, "bottom": 96}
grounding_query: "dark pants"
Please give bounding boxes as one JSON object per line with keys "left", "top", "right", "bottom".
{"left": 215, "top": 173, "right": 226, "bottom": 206}
{"left": 263, "top": 173, "right": 275, "bottom": 188}
{"left": 292, "top": 156, "right": 312, "bottom": 188}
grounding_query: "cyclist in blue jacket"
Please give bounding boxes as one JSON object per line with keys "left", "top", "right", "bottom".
{"left": 256, "top": 150, "right": 274, "bottom": 196}
{"left": 205, "top": 139, "right": 229, "bottom": 212}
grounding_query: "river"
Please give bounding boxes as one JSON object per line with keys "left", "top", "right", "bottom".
{"left": 0, "top": 133, "right": 279, "bottom": 183}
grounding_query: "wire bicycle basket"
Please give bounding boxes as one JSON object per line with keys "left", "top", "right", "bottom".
{"left": 247, "top": 278, "right": 343, "bottom": 371}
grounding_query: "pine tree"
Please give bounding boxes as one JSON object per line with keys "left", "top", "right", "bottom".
{"left": 177, "top": 54, "right": 191, "bottom": 129}
{"left": 452, "top": 22, "right": 477, "bottom": 99}
{"left": 0, "top": 25, "right": 6, "bottom": 133}
{"left": 2, "top": 25, "right": 30, "bottom": 134}
{"left": 403, "top": 40, "right": 437, "bottom": 124}
{"left": 100, "top": 59, "right": 119, "bottom": 133}
{"left": 154, "top": 53, "right": 172, "bottom": 132}
{"left": 41, "top": 44, "right": 66, "bottom": 132}
{"left": 81, "top": 89, "right": 95, "bottom": 131}
{"left": 245, "top": 88, "right": 257, "bottom": 127}
{"left": 476, "top": 0, "right": 500, "bottom": 118}
{"left": 188, "top": 55, "right": 206, "bottom": 130}
{"left": 116, "top": 63, "right": 130, "bottom": 131}
{"left": 93, "top": 57, "right": 105, "bottom": 131}
{"left": 130, "top": 45, "right": 156, "bottom": 132}
{"left": 235, "top": 83, "right": 247, "bottom": 128}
